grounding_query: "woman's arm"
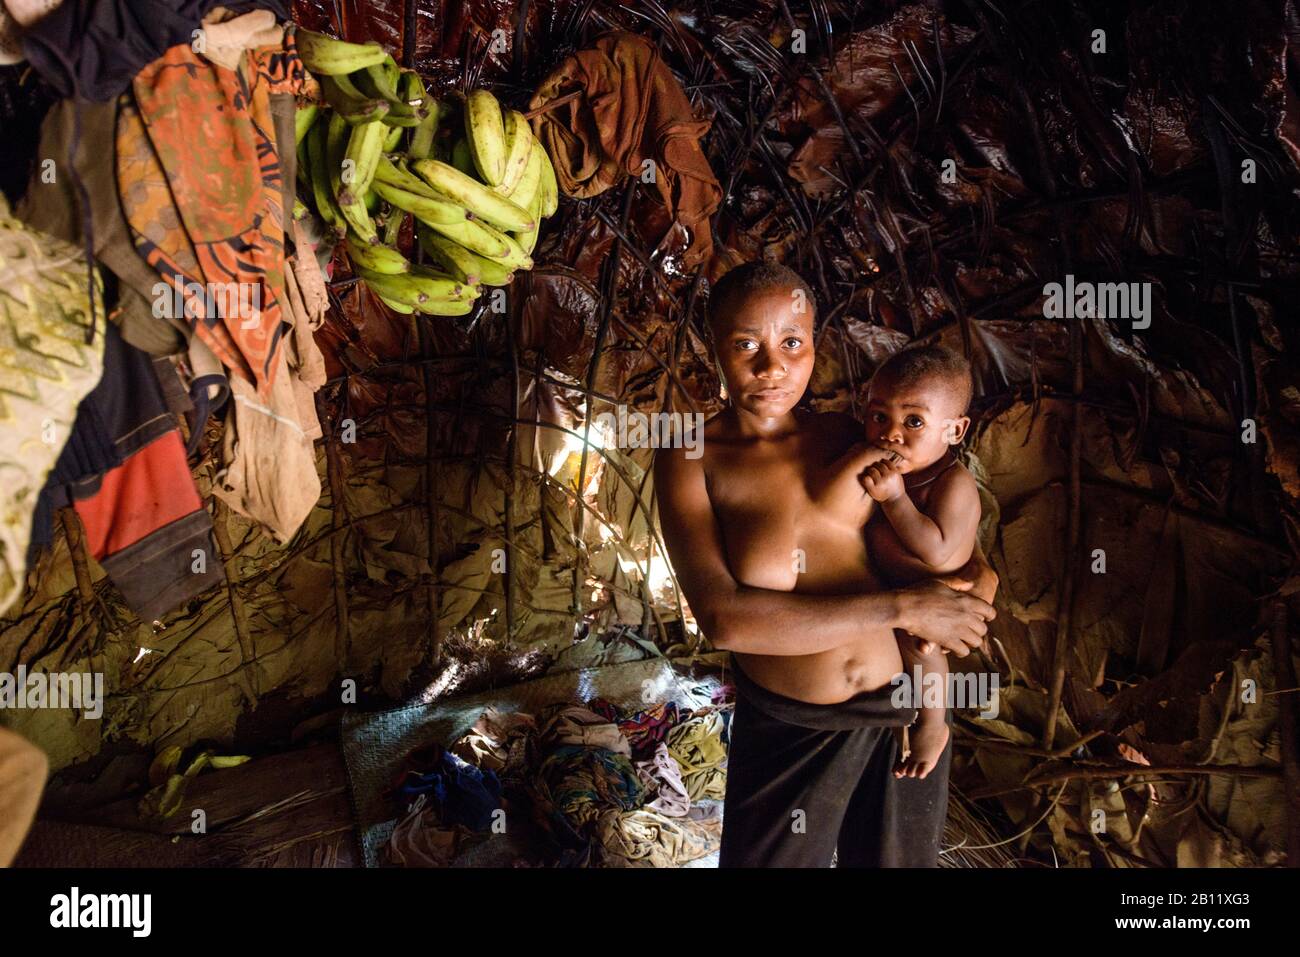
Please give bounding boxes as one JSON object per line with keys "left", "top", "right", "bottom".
{"left": 654, "top": 447, "right": 995, "bottom": 657}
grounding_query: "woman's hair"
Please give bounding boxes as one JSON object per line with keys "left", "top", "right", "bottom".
{"left": 706, "top": 260, "right": 817, "bottom": 332}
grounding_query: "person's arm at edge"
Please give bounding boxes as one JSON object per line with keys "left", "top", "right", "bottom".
{"left": 653, "top": 446, "right": 994, "bottom": 657}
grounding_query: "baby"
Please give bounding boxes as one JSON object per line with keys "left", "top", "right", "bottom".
{"left": 815, "top": 345, "right": 981, "bottom": 778}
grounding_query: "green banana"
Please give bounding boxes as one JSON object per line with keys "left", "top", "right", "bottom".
{"left": 355, "top": 268, "right": 425, "bottom": 307}
{"left": 326, "top": 112, "right": 350, "bottom": 197}
{"left": 408, "top": 107, "right": 438, "bottom": 161}
{"left": 497, "top": 110, "right": 534, "bottom": 194}
{"left": 354, "top": 60, "right": 402, "bottom": 102}
{"left": 406, "top": 73, "right": 438, "bottom": 161}
{"left": 418, "top": 216, "right": 512, "bottom": 260}
{"left": 501, "top": 139, "right": 543, "bottom": 210}
{"left": 383, "top": 124, "right": 404, "bottom": 152}
{"left": 334, "top": 120, "right": 380, "bottom": 245}
{"left": 354, "top": 62, "right": 425, "bottom": 125}
{"left": 340, "top": 119, "right": 386, "bottom": 204}
{"left": 418, "top": 225, "right": 515, "bottom": 286}
{"left": 410, "top": 159, "right": 534, "bottom": 232}
{"left": 379, "top": 112, "right": 426, "bottom": 129}
{"left": 512, "top": 185, "right": 543, "bottom": 256}
{"left": 410, "top": 263, "right": 481, "bottom": 299}
{"left": 514, "top": 224, "right": 538, "bottom": 257}
{"left": 464, "top": 89, "right": 506, "bottom": 186}
{"left": 401, "top": 70, "right": 427, "bottom": 109}
{"left": 415, "top": 226, "right": 481, "bottom": 284}
{"left": 338, "top": 195, "right": 378, "bottom": 244}
{"left": 328, "top": 71, "right": 370, "bottom": 100}
{"left": 382, "top": 57, "right": 402, "bottom": 95}
{"left": 374, "top": 154, "right": 443, "bottom": 198}
{"left": 346, "top": 232, "right": 409, "bottom": 274}
{"left": 295, "top": 29, "right": 388, "bottom": 75}
{"left": 318, "top": 75, "right": 391, "bottom": 124}
{"left": 378, "top": 294, "right": 415, "bottom": 314}
{"left": 415, "top": 298, "right": 474, "bottom": 316}
{"left": 295, "top": 104, "right": 319, "bottom": 145}
{"left": 306, "top": 122, "right": 345, "bottom": 236}
{"left": 536, "top": 140, "right": 559, "bottom": 216}
{"left": 364, "top": 189, "right": 380, "bottom": 213}
{"left": 356, "top": 266, "right": 477, "bottom": 307}
{"left": 489, "top": 227, "right": 533, "bottom": 271}
{"left": 370, "top": 179, "right": 466, "bottom": 226}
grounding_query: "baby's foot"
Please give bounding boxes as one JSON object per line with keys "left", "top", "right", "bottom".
{"left": 894, "top": 719, "right": 950, "bottom": 779}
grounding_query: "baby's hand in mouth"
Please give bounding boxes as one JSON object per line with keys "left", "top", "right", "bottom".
{"left": 856, "top": 443, "right": 899, "bottom": 466}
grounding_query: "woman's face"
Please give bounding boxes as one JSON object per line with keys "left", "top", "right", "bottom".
{"left": 713, "top": 285, "right": 817, "bottom": 421}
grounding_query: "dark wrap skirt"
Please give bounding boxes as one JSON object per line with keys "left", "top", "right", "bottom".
{"left": 719, "top": 656, "right": 951, "bottom": 868}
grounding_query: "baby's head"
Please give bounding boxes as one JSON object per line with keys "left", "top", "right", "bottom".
{"left": 865, "top": 345, "right": 973, "bottom": 472}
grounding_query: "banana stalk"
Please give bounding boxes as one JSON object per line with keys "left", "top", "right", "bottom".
{"left": 382, "top": 208, "right": 407, "bottom": 247}
{"left": 318, "top": 75, "right": 391, "bottom": 124}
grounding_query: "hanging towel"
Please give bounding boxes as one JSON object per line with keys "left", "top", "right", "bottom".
{"left": 115, "top": 23, "right": 305, "bottom": 394}
{"left": 528, "top": 30, "right": 721, "bottom": 271}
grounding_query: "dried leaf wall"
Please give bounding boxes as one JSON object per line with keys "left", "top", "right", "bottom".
{"left": 2, "top": 0, "right": 1299, "bottom": 865}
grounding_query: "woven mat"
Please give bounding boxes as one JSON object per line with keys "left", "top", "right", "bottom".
{"left": 341, "top": 652, "right": 730, "bottom": 868}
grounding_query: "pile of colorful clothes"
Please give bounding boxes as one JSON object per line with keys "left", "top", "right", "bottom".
{"left": 384, "top": 697, "right": 732, "bottom": 868}
{"left": 1, "top": 2, "right": 329, "bottom": 622}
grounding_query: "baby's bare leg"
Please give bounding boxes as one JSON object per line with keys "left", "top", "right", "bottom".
{"left": 894, "top": 631, "right": 951, "bottom": 780}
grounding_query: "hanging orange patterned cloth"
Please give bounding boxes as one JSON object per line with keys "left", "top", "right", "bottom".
{"left": 115, "top": 26, "right": 305, "bottom": 396}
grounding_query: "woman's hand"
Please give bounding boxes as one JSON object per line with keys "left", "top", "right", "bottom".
{"left": 895, "top": 579, "right": 995, "bottom": 657}
{"left": 911, "top": 544, "right": 1000, "bottom": 654}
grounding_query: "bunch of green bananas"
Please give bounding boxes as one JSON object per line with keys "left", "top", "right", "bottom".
{"left": 294, "top": 32, "right": 559, "bottom": 316}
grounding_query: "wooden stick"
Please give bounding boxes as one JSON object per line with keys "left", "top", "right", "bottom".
{"left": 957, "top": 725, "right": 1106, "bottom": 760}
{"left": 317, "top": 392, "right": 352, "bottom": 675}
{"left": 522, "top": 90, "right": 581, "bottom": 120}
{"left": 57, "top": 507, "right": 109, "bottom": 668}
{"left": 210, "top": 499, "right": 259, "bottom": 704}
{"left": 58, "top": 507, "right": 95, "bottom": 609}
{"left": 969, "top": 762, "right": 1283, "bottom": 800}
